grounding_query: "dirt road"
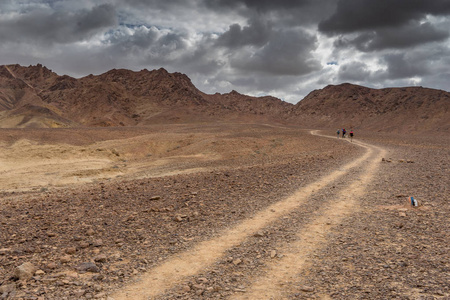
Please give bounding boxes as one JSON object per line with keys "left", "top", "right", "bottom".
{"left": 111, "top": 132, "right": 386, "bottom": 299}
{"left": 1, "top": 125, "right": 447, "bottom": 300}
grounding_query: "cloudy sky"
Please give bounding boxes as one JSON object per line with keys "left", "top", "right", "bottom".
{"left": 1, "top": 0, "right": 449, "bottom": 103}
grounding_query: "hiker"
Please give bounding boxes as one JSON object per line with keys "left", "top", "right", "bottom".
{"left": 336, "top": 129, "right": 340, "bottom": 138}
{"left": 342, "top": 128, "right": 346, "bottom": 138}
{"left": 350, "top": 130, "right": 354, "bottom": 142}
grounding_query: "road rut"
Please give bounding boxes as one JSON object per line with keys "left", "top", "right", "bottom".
{"left": 111, "top": 132, "right": 385, "bottom": 299}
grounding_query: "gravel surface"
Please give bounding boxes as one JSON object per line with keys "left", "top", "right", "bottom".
{"left": 0, "top": 127, "right": 448, "bottom": 300}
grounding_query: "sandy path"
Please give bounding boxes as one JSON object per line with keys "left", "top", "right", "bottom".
{"left": 231, "top": 135, "right": 386, "bottom": 299}
{"left": 110, "top": 132, "right": 383, "bottom": 300}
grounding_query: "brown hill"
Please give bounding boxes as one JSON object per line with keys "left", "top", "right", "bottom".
{"left": 1, "top": 64, "right": 449, "bottom": 134}
{"left": 292, "top": 83, "right": 450, "bottom": 133}
{"left": 0, "top": 64, "right": 292, "bottom": 127}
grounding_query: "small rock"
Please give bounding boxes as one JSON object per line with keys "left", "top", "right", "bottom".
{"left": 74, "top": 289, "right": 86, "bottom": 297}
{"left": 0, "top": 248, "right": 11, "bottom": 256}
{"left": 181, "top": 285, "right": 191, "bottom": 292}
{"left": 399, "top": 212, "right": 407, "bottom": 217}
{"left": 46, "top": 262, "right": 58, "bottom": 270}
{"left": 149, "top": 196, "right": 161, "bottom": 201}
{"left": 253, "top": 231, "right": 265, "bottom": 237}
{"left": 76, "top": 262, "right": 100, "bottom": 273}
{"left": 79, "top": 241, "right": 90, "bottom": 249}
{"left": 47, "top": 232, "right": 57, "bottom": 237}
{"left": 300, "top": 286, "right": 315, "bottom": 292}
{"left": 94, "top": 254, "right": 107, "bottom": 263}
{"left": 0, "top": 283, "right": 15, "bottom": 294}
{"left": 86, "top": 228, "right": 95, "bottom": 236}
{"left": 35, "top": 270, "right": 45, "bottom": 275}
{"left": 232, "top": 259, "right": 242, "bottom": 265}
{"left": 174, "top": 216, "right": 183, "bottom": 222}
{"left": 270, "top": 250, "right": 277, "bottom": 258}
{"left": 65, "top": 247, "right": 77, "bottom": 254}
{"left": 60, "top": 255, "right": 72, "bottom": 263}
{"left": 14, "top": 262, "right": 38, "bottom": 281}
{"left": 94, "top": 292, "right": 106, "bottom": 299}
{"left": 93, "top": 239, "right": 103, "bottom": 247}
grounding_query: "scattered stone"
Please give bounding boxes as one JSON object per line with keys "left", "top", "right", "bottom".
{"left": 174, "top": 215, "right": 183, "bottom": 222}
{"left": 197, "top": 277, "right": 208, "bottom": 283}
{"left": 74, "top": 289, "right": 86, "bottom": 297}
{"left": 399, "top": 212, "right": 407, "bottom": 217}
{"left": 14, "top": 262, "right": 37, "bottom": 281}
{"left": 76, "top": 262, "right": 100, "bottom": 273}
{"left": 61, "top": 255, "right": 72, "bottom": 263}
{"left": 79, "top": 241, "right": 90, "bottom": 249}
{"left": 300, "top": 286, "right": 315, "bottom": 292}
{"left": 0, "top": 248, "right": 11, "bottom": 256}
{"left": 270, "top": 250, "right": 277, "bottom": 258}
{"left": 0, "top": 283, "right": 15, "bottom": 294}
{"left": 94, "top": 292, "right": 107, "bottom": 299}
{"left": 93, "top": 239, "right": 104, "bottom": 247}
{"left": 253, "top": 231, "right": 265, "bottom": 237}
{"left": 46, "top": 262, "right": 57, "bottom": 270}
{"left": 181, "top": 285, "right": 191, "bottom": 292}
{"left": 65, "top": 247, "right": 77, "bottom": 254}
{"left": 232, "top": 258, "right": 242, "bottom": 265}
{"left": 35, "top": 269, "right": 45, "bottom": 275}
{"left": 86, "top": 228, "right": 95, "bottom": 236}
{"left": 149, "top": 196, "right": 161, "bottom": 201}
{"left": 94, "top": 254, "right": 107, "bottom": 263}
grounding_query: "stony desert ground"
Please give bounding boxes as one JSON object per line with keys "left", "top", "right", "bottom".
{"left": 0, "top": 123, "right": 448, "bottom": 300}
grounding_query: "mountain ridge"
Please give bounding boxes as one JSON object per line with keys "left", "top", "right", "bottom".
{"left": 0, "top": 64, "right": 448, "bottom": 133}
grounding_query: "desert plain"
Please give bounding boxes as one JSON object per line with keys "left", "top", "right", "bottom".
{"left": 0, "top": 123, "right": 448, "bottom": 300}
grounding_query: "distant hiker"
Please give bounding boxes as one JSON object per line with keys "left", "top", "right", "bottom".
{"left": 350, "top": 130, "right": 354, "bottom": 142}
{"left": 342, "top": 128, "right": 346, "bottom": 138}
{"left": 336, "top": 129, "right": 340, "bottom": 138}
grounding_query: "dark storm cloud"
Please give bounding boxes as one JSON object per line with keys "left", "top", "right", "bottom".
{"left": 204, "top": 0, "right": 310, "bottom": 12}
{"left": 1, "top": 0, "right": 449, "bottom": 103}
{"left": 216, "top": 18, "right": 272, "bottom": 48}
{"left": 319, "top": 0, "right": 450, "bottom": 34}
{"left": 335, "top": 21, "right": 449, "bottom": 52}
{"left": 0, "top": 4, "right": 117, "bottom": 44}
{"left": 228, "top": 28, "right": 320, "bottom": 76}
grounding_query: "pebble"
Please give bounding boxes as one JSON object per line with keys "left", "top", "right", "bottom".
{"left": 14, "top": 262, "right": 38, "bottom": 280}
{"left": 94, "top": 254, "right": 107, "bottom": 263}
{"left": 76, "top": 262, "right": 100, "bottom": 273}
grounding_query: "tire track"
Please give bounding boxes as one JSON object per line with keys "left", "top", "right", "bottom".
{"left": 110, "top": 131, "right": 378, "bottom": 300}
{"left": 231, "top": 133, "right": 386, "bottom": 299}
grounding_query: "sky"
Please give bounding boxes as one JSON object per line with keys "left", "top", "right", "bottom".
{"left": 1, "top": 0, "right": 449, "bottom": 104}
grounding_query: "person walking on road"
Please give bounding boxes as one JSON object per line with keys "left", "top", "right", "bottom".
{"left": 336, "top": 129, "right": 340, "bottom": 138}
{"left": 342, "top": 128, "right": 346, "bottom": 138}
{"left": 350, "top": 130, "right": 354, "bottom": 142}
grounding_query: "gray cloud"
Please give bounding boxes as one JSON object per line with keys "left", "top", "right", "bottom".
{"left": 227, "top": 28, "right": 320, "bottom": 76}
{"left": 0, "top": 4, "right": 117, "bottom": 44}
{"left": 337, "top": 61, "right": 372, "bottom": 82}
{"left": 216, "top": 18, "right": 272, "bottom": 48}
{"left": 319, "top": 0, "right": 450, "bottom": 34}
{"left": 335, "top": 21, "right": 449, "bottom": 52}
{"left": 0, "top": 0, "right": 449, "bottom": 104}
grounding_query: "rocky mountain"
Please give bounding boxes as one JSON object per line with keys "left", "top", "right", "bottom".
{"left": 0, "top": 64, "right": 292, "bottom": 128}
{"left": 0, "top": 64, "right": 449, "bottom": 133}
{"left": 292, "top": 83, "right": 450, "bottom": 133}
